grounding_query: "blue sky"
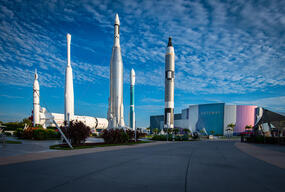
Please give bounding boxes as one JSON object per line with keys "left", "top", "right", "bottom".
{"left": 0, "top": 0, "right": 285, "bottom": 127}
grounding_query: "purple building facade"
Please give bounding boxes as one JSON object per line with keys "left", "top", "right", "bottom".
{"left": 235, "top": 105, "right": 257, "bottom": 133}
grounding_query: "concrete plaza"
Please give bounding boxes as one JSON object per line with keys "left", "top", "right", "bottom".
{"left": 0, "top": 140, "right": 284, "bottom": 192}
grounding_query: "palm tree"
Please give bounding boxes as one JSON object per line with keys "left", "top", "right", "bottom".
{"left": 245, "top": 125, "right": 253, "bottom": 131}
{"left": 153, "top": 128, "right": 159, "bottom": 135}
{"left": 226, "top": 123, "right": 235, "bottom": 137}
{"left": 227, "top": 123, "right": 235, "bottom": 132}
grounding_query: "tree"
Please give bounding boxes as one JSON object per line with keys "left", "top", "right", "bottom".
{"left": 210, "top": 130, "right": 215, "bottom": 135}
{"left": 245, "top": 125, "right": 253, "bottom": 131}
{"left": 22, "top": 118, "right": 32, "bottom": 127}
{"left": 226, "top": 123, "right": 235, "bottom": 132}
{"left": 153, "top": 128, "right": 159, "bottom": 135}
{"left": 226, "top": 123, "right": 235, "bottom": 138}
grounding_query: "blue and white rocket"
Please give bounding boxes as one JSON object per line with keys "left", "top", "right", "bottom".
{"left": 130, "top": 69, "right": 135, "bottom": 130}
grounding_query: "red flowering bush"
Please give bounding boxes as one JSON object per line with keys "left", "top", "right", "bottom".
{"left": 18, "top": 127, "right": 60, "bottom": 140}
{"left": 61, "top": 121, "right": 91, "bottom": 145}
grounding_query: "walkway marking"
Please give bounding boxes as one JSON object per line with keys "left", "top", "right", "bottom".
{"left": 0, "top": 141, "right": 166, "bottom": 166}
{"left": 235, "top": 142, "right": 285, "bottom": 169}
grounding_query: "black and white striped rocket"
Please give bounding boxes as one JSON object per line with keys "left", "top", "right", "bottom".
{"left": 164, "top": 37, "right": 175, "bottom": 129}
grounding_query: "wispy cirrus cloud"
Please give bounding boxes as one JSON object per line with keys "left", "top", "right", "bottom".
{"left": 0, "top": 0, "right": 284, "bottom": 94}
{"left": 231, "top": 96, "right": 285, "bottom": 112}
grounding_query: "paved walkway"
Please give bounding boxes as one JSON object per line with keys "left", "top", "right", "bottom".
{"left": 0, "top": 141, "right": 284, "bottom": 192}
{"left": 0, "top": 141, "right": 165, "bottom": 165}
{"left": 0, "top": 137, "right": 104, "bottom": 157}
{"left": 235, "top": 142, "right": 285, "bottom": 169}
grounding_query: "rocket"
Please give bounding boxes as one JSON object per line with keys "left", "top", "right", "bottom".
{"left": 64, "top": 33, "right": 74, "bottom": 123}
{"left": 107, "top": 14, "right": 125, "bottom": 129}
{"left": 33, "top": 69, "right": 40, "bottom": 126}
{"left": 130, "top": 69, "right": 135, "bottom": 130}
{"left": 164, "top": 37, "right": 175, "bottom": 129}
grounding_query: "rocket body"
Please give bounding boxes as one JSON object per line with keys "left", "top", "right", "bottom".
{"left": 107, "top": 14, "right": 125, "bottom": 129}
{"left": 164, "top": 37, "right": 175, "bottom": 129}
{"left": 64, "top": 33, "right": 74, "bottom": 123}
{"left": 33, "top": 69, "right": 40, "bottom": 126}
{"left": 130, "top": 69, "right": 135, "bottom": 130}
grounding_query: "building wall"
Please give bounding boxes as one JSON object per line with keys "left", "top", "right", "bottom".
{"left": 197, "top": 103, "right": 225, "bottom": 135}
{"left": 150, "top": 115, "right": 164, "bottom": 133}
{"left": 223, "top": 105, "right": 236, "bottom": 135}
{"left": 235, "top": 105, "right": 257, "bottom": 133}
{"left": 188, "top": 105, "right": 198, "bottom": 133}
{"left": 149, "top": 103, "right": 259, "bottom": 136}
{"left": 181, "top": 109, "right": 189, "bottom": 119}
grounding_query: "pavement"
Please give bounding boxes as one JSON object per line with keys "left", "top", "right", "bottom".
{"left": 0, "top": 136, "right": 104, "bottom": 157}
{"left": 0, "top": 140, "right": 285, "bottom": 192}
{"left": 235, "top": 142, "right": 285, "bottom": 168}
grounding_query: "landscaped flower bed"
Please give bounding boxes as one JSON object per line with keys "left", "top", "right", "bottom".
{"left": 49, "top": 140, "right": 151, "bottom": 150}
{"left": 14, "top": 127, "right": 61, "bottom": 140}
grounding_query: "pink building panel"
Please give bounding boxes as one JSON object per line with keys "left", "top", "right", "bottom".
{"left": 235, "top": 105, "right": 257, "bottom": 133}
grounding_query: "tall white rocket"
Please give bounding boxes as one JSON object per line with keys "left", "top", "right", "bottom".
{"left": 64, "top": 33, "right": 74, "bottom": 123}
{"left": 33, "top": 69, "right": 40, "bottom": 126}
{"left": 107, "top": 14, "right": 125, "bottom": 129}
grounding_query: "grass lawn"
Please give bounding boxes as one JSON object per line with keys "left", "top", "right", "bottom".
{"left": 0, "top": 140, "right": 22, "bottom": 144}
{"left": 50, "top": 140, "right": 151, "bottom": 150}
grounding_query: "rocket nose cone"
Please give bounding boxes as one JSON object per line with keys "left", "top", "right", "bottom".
{"left": 34, "top": 69, "right": 38, "bottom": 80}
{"left": 115, "top": 13, "right": 120, "bottom": 25}
{"left": 131, "top": 68, "right": 135, "bottom": 75}
{"left": 167, "top": 37, "right": 173, "bottom": 47}
{"left": 130, "top": 68, "right": 135, "bottom": 85}
{"left": 67, "top": 33, "right": 71, "bottom": 41}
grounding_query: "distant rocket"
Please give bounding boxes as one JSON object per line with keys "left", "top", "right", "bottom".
{"left": 107, "top": 14, "right": 125, "bottom": 129}
{"left": 64, "top": 33, "right": 74, "bottom": 123}
{"left": 130, "top": 69, "right": 135, "bottom": 130}
{"left": 164, "top": 37, "right": 175, "bottom": 129}
{"left": 33, "top": 69, "right": 40, "bottom": 126}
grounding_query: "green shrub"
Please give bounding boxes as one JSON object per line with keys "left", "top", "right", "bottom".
{"left": 46, "top": 129, "right": 60, "bottom": 138}
{"left": 14, "top": 128, "right": 23, "bottom": 137}
{"left": 151, "top": 134, "right": 172, "bottom": 141}
{"left": 14, "top": 127, "right": 60, "bottom": 140}
{"left": 4, "top": 122, "right": 24, "bottom": 131}
{"left": 46, "top": 126, "right": 57, "bottom": 130}
{"left": 33, "top": 129, "right": 47, "bottom": 140}
{"left": 101, "top": 129, "right": 145, "bottom": 144}
{"left": 4, "top": 132, "right": 12, "bottom": 136}
{"left": 152, "top": 134, "right": 189, "bottom": 141}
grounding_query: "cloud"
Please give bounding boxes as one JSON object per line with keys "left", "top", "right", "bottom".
{"left": 0, "top": 94, "right": 24, "bottom": 99}
{"left": 231, "top": 96, "right": 285, "bottom": 112}
{"left": 141, "top": 98, "right": 163, "bottom": 103}
{"left": 0, "top": 0, "right": 284, "bottom": 96}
